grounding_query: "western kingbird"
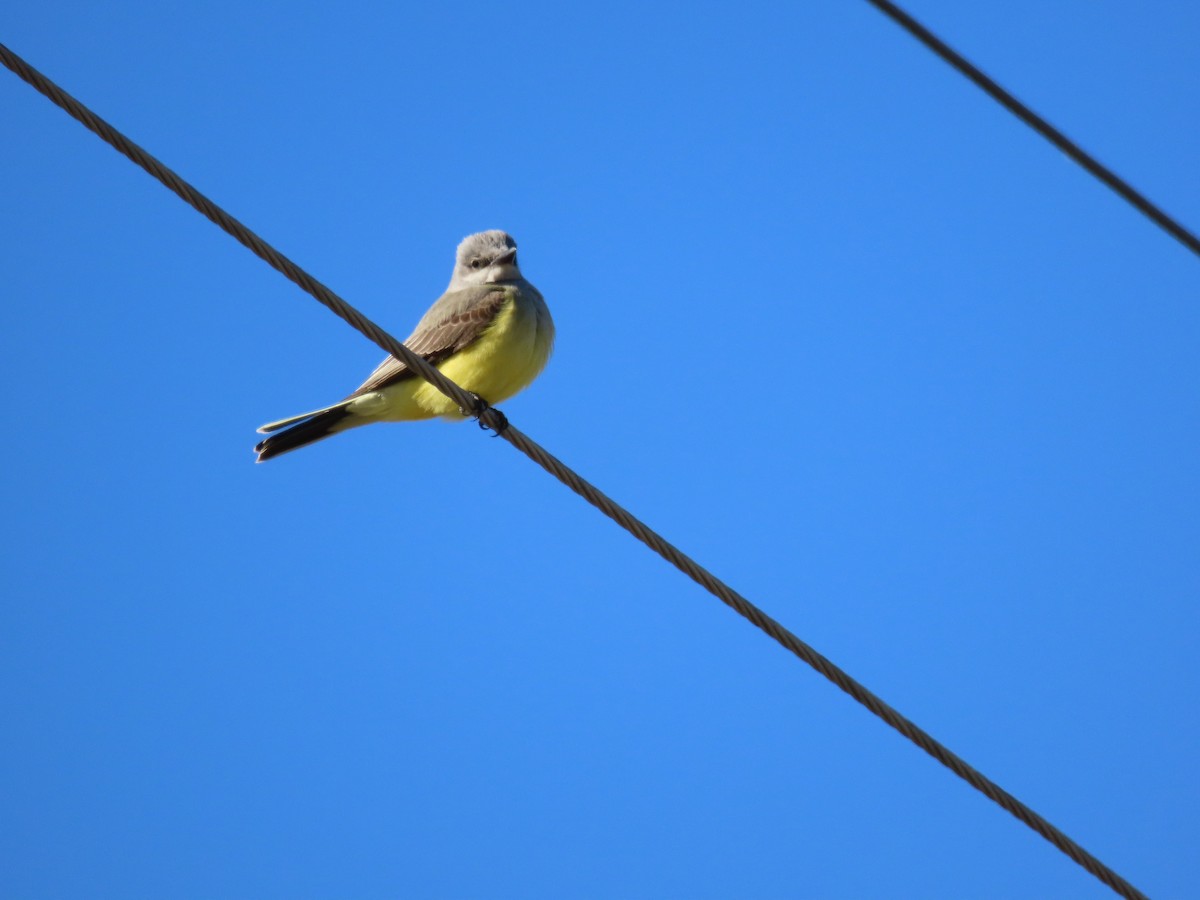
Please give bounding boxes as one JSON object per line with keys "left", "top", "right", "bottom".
{"left": 255, "top": 230, "right": 554, "bottom": 461}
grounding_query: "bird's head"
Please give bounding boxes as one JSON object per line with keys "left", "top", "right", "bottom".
{"left": 450, "top": 230, "right": 522, "bottom": 287}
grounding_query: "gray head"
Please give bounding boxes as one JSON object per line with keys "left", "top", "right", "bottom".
{"left": 449, "top": 230, "right": 523, "bottom": 288}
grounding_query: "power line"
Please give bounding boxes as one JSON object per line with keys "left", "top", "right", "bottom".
{"left": 864, "top": 0, "right": 1200, "bottom": 260}
{"left": 0, "top": 43, "right": 1148, "bottom": 900}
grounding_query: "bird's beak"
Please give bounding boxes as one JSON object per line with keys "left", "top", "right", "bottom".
{"left": 485, "top": 247, "right": 520, "bottom": 283}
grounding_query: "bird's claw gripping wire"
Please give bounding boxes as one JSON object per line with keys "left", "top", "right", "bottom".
{"left": 462, "top": 393, "right": 509, "bottom": 436}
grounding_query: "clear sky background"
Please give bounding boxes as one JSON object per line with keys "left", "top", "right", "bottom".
{"left": 2, "top": 2, "right": 1197, "bottom": 898}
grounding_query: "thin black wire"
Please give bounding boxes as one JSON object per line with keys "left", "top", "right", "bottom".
{"left": 0, "top": 43, "right": 1148, "bottom": 900}
{"left": 864, "top": 0, "right": 1200, "bottom": 260}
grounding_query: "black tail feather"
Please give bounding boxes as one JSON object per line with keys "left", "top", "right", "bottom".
{"left": 255, "top": 407, "right": 352, "bottom": 462}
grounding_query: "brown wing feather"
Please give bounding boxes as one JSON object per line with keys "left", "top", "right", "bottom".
{"left": 348, "top": 289, "right": 509, "bottom": 397}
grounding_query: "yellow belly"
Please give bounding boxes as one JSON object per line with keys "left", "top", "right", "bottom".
{"left": 378, "top": 291, "right": 553, "bottom": 421}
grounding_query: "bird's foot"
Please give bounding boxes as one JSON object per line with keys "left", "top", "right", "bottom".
{"left": 462, "top": 393, "right": 509, "bottom": 436}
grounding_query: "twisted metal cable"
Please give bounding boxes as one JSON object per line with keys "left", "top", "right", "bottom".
{"left": 864, "top": 0, "right": 1200, "bottom": 260}
{"left": 0, "top": 43, "right": 1148, "bottom": 900}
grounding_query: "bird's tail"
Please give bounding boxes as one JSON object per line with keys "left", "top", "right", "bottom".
{"left": 255, "top": 406, "right": 354, "bottom": 462}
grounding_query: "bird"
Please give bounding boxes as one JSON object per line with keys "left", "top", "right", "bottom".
{"left": 255, "top": 230, "right": 554, "bottom": 462}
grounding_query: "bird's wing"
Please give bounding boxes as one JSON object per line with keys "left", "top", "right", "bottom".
{"left": 348, "top": 286, "right": 511, "bottom": 397}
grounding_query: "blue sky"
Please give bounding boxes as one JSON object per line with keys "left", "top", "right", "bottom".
{"left": 2, "top": 2, "right": 1197, "bottom": 897}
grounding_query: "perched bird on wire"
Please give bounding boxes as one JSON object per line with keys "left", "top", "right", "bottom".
{"left": 255, "top": 230, "right": 554, "bottom": 462}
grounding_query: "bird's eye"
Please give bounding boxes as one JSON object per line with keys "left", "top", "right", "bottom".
{"left": 469, "top": 257, "right": 484, "bottom": 269}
